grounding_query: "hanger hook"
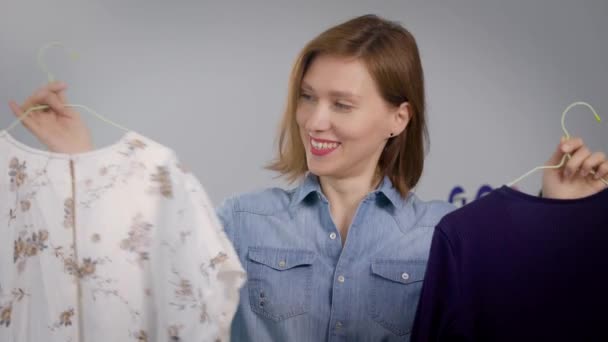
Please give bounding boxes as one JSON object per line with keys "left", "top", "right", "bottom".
{"left": 507, "top": 101, "right": 607, "bottom": 187}
{"left": 37, "top": 41, "right": 79, "bottom": 83}
{"left": 561, "top": 101, "right": 602, "bottom": 140}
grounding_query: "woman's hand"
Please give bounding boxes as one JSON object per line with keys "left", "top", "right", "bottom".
{"left": 8, "top": 81, "right": 93, "bottom": 154}
{"left": 542, "top": 137, "right": 608, "bottom": 199}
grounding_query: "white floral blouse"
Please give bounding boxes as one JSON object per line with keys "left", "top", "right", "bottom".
{"left": 0, "top": 130, "right": 245, "bottom": 342}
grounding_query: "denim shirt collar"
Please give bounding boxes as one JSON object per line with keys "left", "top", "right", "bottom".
{"left": 290, "top": 173, "right": 406, "bottom": 209}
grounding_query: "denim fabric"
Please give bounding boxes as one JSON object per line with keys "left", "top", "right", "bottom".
{"left": 218, "top": 174, "right": 455, "bottom": 342}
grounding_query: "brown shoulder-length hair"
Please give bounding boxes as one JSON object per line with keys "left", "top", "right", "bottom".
{"left": 267, "top": 14, "right": 428, "bottom": 197}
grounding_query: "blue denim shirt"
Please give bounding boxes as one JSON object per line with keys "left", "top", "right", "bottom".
{"left": 217, "top": 174, "right": 455, "bottom": 341}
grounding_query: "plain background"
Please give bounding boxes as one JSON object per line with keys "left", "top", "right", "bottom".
{"left": 1, "top": 0, "right": 607, "bottom": 205}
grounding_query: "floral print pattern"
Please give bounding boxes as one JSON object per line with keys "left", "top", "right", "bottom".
{"left": 8, "top": 157, "right": 27, "bottom": 191}
{"left": 0, "top": 131, "right": 244, "bottom": 341}
{"left": 0, "top": 305, "right": 11, "bottom": 327}
{"left": 0, "top": 288, "right": 29, "bottom": 328}
{"left": 14, "top": 230, "right": 49, "bottom": 273}
{"left": 150, "top": 166, "right": 173, "bottom": 198}
{"left": 63, "top": 198, "right": 74, "bottom": 229}
{"left": 120, "top": 214, "right": 152, "bottom": 267}
{"left": 134, "top": 329, "right": 148, "bottom": 341}
{"left": 59, "top": 308, "right": 74, "bottom": 327}
{"left": 20, "top": 200, "right": 30, "bottom": 212}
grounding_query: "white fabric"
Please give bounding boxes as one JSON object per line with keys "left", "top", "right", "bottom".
{"left": 0, "top": 130, "right": 244, "bottom": 342}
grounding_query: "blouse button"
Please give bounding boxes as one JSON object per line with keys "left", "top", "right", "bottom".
{"left": 401, "top": 272, "right": 410, "bottom": 281}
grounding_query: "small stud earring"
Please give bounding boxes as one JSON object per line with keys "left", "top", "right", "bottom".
{"left": 389, "top": 133, "right": 394, "bottom": 137}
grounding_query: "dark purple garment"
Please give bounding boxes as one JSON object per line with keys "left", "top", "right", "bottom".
{"left": 412, "top": 186, "right": 608, "bottom": 342}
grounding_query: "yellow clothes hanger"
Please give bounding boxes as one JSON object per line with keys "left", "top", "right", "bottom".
{"left": 507, "top": 101, "right": 608, "bottom": 187}
{"left": 4, "top": 41, "right": 129, "bottom": 132}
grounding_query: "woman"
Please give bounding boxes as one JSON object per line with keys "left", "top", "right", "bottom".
{"left": 9, "top": 14, "right": 608, "bottom": 341}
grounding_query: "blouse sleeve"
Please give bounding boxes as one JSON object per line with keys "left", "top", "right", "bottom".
{"left": 152, "top": 154, "right": 245, "bottom": 342}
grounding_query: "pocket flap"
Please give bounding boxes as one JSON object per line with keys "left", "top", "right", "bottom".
{"left": 371, "top": 260, "right": 426, "bottom": 285}
{"left": 248, "top": 247, "right": 315, "bottom": 271}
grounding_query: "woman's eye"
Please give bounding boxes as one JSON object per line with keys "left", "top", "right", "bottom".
{"left": 300, "top": 93, "right": 313, "bottom": 101}
{"left": 334, "top": 102, "right": 352, "bottom": 111}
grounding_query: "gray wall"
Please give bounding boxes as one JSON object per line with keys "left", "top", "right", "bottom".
{"left": 2, "top": 0, "right": 607, "bottom": 205}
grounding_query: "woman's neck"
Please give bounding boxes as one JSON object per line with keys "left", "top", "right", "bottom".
{"left": 318, "top": 170, "right": 382, "bottom": 244}
{"left": 319, "top": 174, "right": 380, "bottom": 208}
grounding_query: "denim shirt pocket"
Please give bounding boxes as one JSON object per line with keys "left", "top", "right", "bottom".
{"left": 247, "top": 247, "right": 316, "bottom": 322}
{"left": 369, "top": 260, "right": 427, "bottom": 336}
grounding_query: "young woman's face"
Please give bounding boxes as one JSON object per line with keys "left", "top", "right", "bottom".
{"left": 296, "top": 54, "right": 407, "bottom": 180}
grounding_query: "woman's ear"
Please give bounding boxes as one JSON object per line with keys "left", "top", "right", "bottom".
{"left": 391, "top": 102, "right": 411, "bottom": 136}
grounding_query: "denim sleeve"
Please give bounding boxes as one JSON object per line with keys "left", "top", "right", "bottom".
{"left": 216, "top": 197, "right": 237, "bottom": 244}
